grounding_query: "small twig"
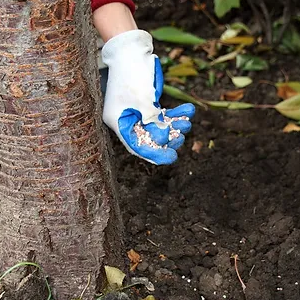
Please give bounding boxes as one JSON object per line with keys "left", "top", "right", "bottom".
{"left": 247, "top": 0, "right": 266, "bottom": 34}
{"left": 79, "top": 274, "right": 91, "bottom": 299}
{"left": 232, "top": 254, "right": 246, "bottom": 293}
{"left": 249, "top": 265, "right": 256, "bottom": 276}
{"left": 192, "top": 0, "right": 221, "bottom": 29}
{"left": 280, "top": 68, "right": 289, "bottom": 83}
{"left": 147, "top": 238, "right": 159, "bottom": 247}
{"left": 253, "top": 104, "right": 275, "bottom": 109}
{"left": 259, "top": 1, "right": 273, "bottom": 45}
{"left": 274, "top": 0, "right": 292, "bottom": 46}
{"left": 258, "top": 80, "right": 276, "bottom": 87}
{"left": 199, "top": 225, "right": 215, "bottom": 234}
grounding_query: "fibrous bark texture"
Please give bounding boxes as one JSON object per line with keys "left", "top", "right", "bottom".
{"left": 0, "top": 1, "right": 123, "bottom": 299}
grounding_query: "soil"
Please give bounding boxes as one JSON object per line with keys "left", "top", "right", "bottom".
{"left": 113, "top": 1, "right": 300, "bottom": 300}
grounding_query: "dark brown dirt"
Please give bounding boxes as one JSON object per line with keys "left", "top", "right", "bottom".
{"left": 113, "top": 1, "right": 300, "bottom": 300}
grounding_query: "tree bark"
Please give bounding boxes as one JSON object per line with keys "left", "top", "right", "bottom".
{"left": 0, "top": 1, "right": 124, "bottom": 299}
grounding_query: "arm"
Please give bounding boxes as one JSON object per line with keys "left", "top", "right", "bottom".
{"left": 90, "top": 1, "right": 195, "bottom": 165}
{"left": 92, "top": 2, "right": 137, "bottom": 42}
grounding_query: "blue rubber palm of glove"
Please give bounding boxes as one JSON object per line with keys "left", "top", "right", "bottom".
{"left": 118, "top": 57, "right": 195, "bottom": 165}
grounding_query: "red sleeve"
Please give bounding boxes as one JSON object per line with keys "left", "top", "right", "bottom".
{"left": 91, "top": 0, "right": 135, "bottom": 14}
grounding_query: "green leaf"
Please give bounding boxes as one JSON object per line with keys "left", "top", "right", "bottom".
{"left": 275, "top": 94, "right": 300, "bottom": 120}
{"left": 104, "top": 266, "right": 126, "bottom": 289}
{"left": 274, "top": 24, "right": 300, "bottom": 54}
{"left": 151, "top": 27, "right": 206, "bottom": 45}
{"left": 160, "top": 56, "right": 174, "bottom": 67}
{"left": 163, "top": 85, "right": 206, "bottom": 108}
{"left": 193, "top": 58, "right": 210, "bottom": 70}
{"left": 214, "top": 0, "right": 240, "bottom": 18}
{"left": 236, "top": 54, "right": 269, "bottom": 71}
{"left": 230, "top": 22, "right": 251, "bottom": 33}
{"left": 208, "top": 70, "right": 216, "bottom": 87}
{"left": 276, "top": 81, "right": 300, "bottom": 92}
{"left": 231, "top": 76, "right": 253, "bottom": 88}
{"left": 206, "top": 100, "right": 254, "bottom": 109}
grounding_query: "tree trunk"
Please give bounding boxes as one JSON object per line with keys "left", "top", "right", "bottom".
{"left": 0, "top": 1, "right": 124, "bottom": 299}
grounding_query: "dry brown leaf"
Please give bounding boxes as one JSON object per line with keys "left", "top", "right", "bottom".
{"left": 193, "top": 3, "right": 206, "bottom": 11}
{"left": 220, "top": 89, "right": 245, "bottom": 101}
{"left": 10, "top": 83, "right": 24, "bottom": 98}
{"left": 127, "top": 249, "right": 141, "bottom": 263}
{"left": 159, "top": 254, "right": 167, "bottom": 261}
{"left": 168, "top": 47, "right": 184, "bottom": 60}
{"left": 192, "top": 141, "right": 203, "bottom": 153}
{"left": 282, "top": 123, "right": 300, "bottom": 133}
{"left": 179, "top": 55, "right": 193, "bottom": 64}
{"left": 165, "top": 77, "right": 186, "bottom": 84}
{"left": 200, "top": 40, "right": 218, "bottom": 58}
{"left": 127, "top": 249, "right": 141, "bottom": 271}
{"left": 277, "top": 84, "right": 299, "bottom": 100}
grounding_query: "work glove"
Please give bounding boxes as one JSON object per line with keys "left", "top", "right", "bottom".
{"left": 102, "top": 30, "right": 195, "bottom": 165}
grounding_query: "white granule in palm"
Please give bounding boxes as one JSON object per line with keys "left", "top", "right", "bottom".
{"left": 133, "top": 109, "right": 189, "bottom": 148}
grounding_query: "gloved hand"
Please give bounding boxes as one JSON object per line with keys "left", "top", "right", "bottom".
{"left": 102, "top": 30, "right": 195, "bottom": 165}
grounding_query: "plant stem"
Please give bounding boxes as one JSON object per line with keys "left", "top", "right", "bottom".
{"left": 192, "top": 0, "right": 221, "bottom": 29}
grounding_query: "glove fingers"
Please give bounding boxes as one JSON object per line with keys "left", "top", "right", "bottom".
{"left": 144, "top": 122, "right": 170, "bottom": 145}
{"left": 171, "top": 120, "right": 192, "bottom": 134}
{"left": 138, "top": 145, "right": 178, "bottom": 165}
{"left": 118, "top": 111, "right": 178, "bottom": 165}
{"left": 165, "top": 103, "right": 196, "bottom": 119}
{"left": 167, "top": 133, "right": 185, "bottom": 150}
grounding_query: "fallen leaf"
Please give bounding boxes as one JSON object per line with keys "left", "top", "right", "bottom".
{"left": 206, "top": 100, "right": 254, "bottom": 109}
{"left": 201, "top": 40, "right": 218, "bottom": 58}
{"left": 208, "top": 70, "right": 216, "bottom": 87}
{"left": 142, "top": 296, "right": 156, "bottom": 300}
{"left": 10, "top": 83, "right": 24, "bottom": 98}
{"left": 236, "top": 54, "right": 269, "bottom": 71}
{"left": 282, "top": 123, "right": 300, "bottom": 132}
{"left": 210, "top": 48, "right": 241, "bottom": 65}
{"left": 208, "top": 140, "right": 215, "bottom": 149}
{"left": 277, "top": 84, "right": 299, "bottom": 99}
{"left": 220, "top": 89, "right": 245, "bottom": 101}
{"left": 163, "top": 84, "right": 206, "bottom": 108}
{"left": 276, "top": 81, "right": 300, "bottom": 92}
{"left": 104, "top": 266, "right": 125, "bottom": 289}
{"left": 230, "top": 22, "right": 251, "bottom": 33}
{"left": 179, "top": 55, "right": 193, "bottom": 64}
{"left": 231, "top": 76, "right": 253, "bottom": 88}
{"left": 192, "top": 141, "right": 204, "bottom": 153}
{"left": 220, "top": 28, "right": 240, "bottom": 41}
{"left": 151, "top": 27, "right": 206, "bottom": 45}
{"left": 166, "top": 62, "right": 199, "bottom": 77}
{"left": 221, "top": 36, "right": 255, "bottom": 46}
{"left": 193, "top": 58, "right": 210, "bottom": 70}
{"left": 127, "top": 249, "right": 141, "bottom": 271}
{"left": 275, "top": 94, "right": 300, "bottom": 120}
{"left": 165, "top": 77, "right": 186, "bottom": 84}
{"left": 168, "top": 47, "right": 184, "bottom": 60}
{"left": 159, "top": 254, "right": 167, "bottom": 261}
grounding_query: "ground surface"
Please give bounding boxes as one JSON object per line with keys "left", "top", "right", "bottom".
{"left": 113, "top": 1, "right": 300, "bottom": 300}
